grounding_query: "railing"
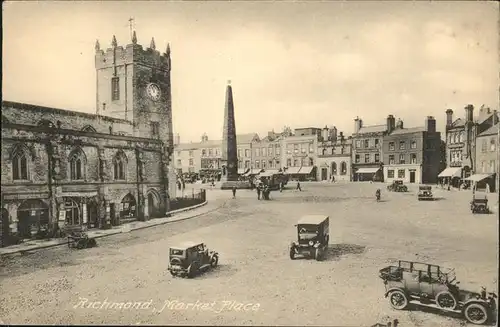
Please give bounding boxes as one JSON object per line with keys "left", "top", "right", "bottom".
{"left": 169, "top": 189, "right": 206, "bottom": 212}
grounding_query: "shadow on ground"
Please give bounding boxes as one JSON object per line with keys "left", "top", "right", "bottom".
{"left": 194, "top": 264, "right": 239, "bottom": 280}
{"left": 325, "top": 243, "right": 367, "bottom": 261}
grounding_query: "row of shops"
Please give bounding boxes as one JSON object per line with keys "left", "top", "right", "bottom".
{"left": 438, "top": 167, "right": 497, "bottom": 192}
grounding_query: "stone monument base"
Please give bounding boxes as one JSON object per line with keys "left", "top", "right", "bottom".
{"left": 220, "top": 180, "right": 252, "bottom": 190}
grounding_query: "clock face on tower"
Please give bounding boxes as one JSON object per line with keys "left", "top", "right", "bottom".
{"left": 146, "top": 83, "right": 161, "bottom": 101}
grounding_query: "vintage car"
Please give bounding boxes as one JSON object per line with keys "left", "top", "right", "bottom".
{"left": 168, "top": 241, "right": 219, "bottom": 278}
{"left": 470, "top": 193, "right": 489, "bottom": 214}
{"left": 289, "top": 215, "right": 329, "bottom": 261}
{"left": 417, "top": 185, "right": 434, "bottom": 201}
{"left": 387, "top": 180, "right": 408, "bottom": 192}
{"left": 379, "top": 260, "right": 497, "bottom": 325}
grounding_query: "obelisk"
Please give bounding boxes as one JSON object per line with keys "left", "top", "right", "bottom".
{"left": 220, "top": 80, "right": 239, "bottom": 189}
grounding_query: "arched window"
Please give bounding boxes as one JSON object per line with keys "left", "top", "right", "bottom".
{"left": 12, "top": 145, "right": 29, "bottom": 180}
{"left": 309, "top": 158, "right": 314, "bottom": 166}
{"left": 69, "top": 148, "right": 86, "bottom": 180}
{"left": 453, "top": 133, "right": 458, "bottom": 143}
{"left": 82, "top": 125, "right": 97, "bottom": 133}
{"left": 331, "top": 148, "right": 335, "bottom": 155}
{"left": 331, "top": 162, "right": 337, "bottom": 175}
{"left": 113, "top": 151, "right": 127, "bottom": 180}
{"left": 322, "top": 148, "right": 327, "bottom": 155}
{"left": 340, "top": 162, "right": 347, "bottom": 175}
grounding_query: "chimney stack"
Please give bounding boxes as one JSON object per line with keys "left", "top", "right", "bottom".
{"left": 445, "top": 109, "right": 454, "bottom": 127}
{"left": 425, "top": 116, "right": 436, "bottom": 132}
{"left": 386, "top": 115, "right": 395, "bottom": 133}
{"left": 465, "top": 104, "right": 474, "bottom": 122}
{"left": 330, "top": 126, "right": 338, "bottom": 142}
{"left": 354, "top": 117, "right": 363, "bottom": 133}
{"left": 322, "top": 125, "right": 329, "bottom": 141}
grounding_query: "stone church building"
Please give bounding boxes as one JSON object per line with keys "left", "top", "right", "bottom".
{"left": 1, "top": 32, "right": 176, "bottom": 243}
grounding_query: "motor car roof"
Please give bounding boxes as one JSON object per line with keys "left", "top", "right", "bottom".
{"left": 419, "top": 185, "right": 432, "bottom": 189}
{"left": 170, "top": 241, "right": 204, "bottom": 249}
{"left": 297, "top": 215, "right": 329, "bottom": 225}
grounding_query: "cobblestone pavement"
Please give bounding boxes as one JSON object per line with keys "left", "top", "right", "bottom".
{"left": 0, "top": 183, "right": 497, "bottom": 326}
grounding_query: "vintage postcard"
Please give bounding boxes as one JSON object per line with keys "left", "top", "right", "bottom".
{"left": 1, "top": 1, "right": 498, "bottom": 326}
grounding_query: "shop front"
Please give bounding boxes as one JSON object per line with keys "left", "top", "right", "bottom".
{"left": 354, "top": 166, "right": 383, "bottom": 182}
{"left": 464, "top": 173, "right": 496, "bottom": 193}
{"left": 17, "top": 199, "right": 50, "bottom": 238}
{"left": 437, "top": 167, "right": 462, "bottom": 188}
{"left": 58, "top": 191, "right": 99, "bottom": 228}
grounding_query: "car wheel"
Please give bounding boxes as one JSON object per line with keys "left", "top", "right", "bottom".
{"left": 76, "top": 240, "right": 85, "bottom": 249}
{"left": 389, "top": 290, "right": 408, "bottom": 310}
{"left": 187, "top": 263, "right": 197, "bottom": 278}
{"left": 314, "top": 248, "right": 322, "bottom": 261}
{"left": 464, "top": 303, "right": 489, "bottom": 325}
{"left": 210, "top": 255, "right": 218, "bottom": 268}
{"left": 169, "top": 270, "right": 176, "bottom": 277}
{"left": 436, "top": 291, "right": 457, "bottom": 310}
{"left": 289, "top": 247, "right": 296, "bottom": 260}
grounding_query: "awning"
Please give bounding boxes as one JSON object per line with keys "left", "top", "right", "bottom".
{"left": 259, "top": 170, "right": 281, "bottom": 177}
{"left": 464, "top": 174, "right": 493, "bottom": 182}
{"left": 356, "top": 167, "right": 380, "bottom": 174}
{"left": 297, "top": 166, "right": 314, "bottom": 174}
{"left": 285, "top": 167, "right": 301, "bottom": 174}
{"left": 438, "top": 167, "right": 462, "bottom": 178}
{"left": 244, "top": 169, "right": 262, "bottom": 176}
{"left": 238, "top": 168, "right": 249, "bottom": 175}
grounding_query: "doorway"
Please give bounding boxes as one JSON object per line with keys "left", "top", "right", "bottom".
{"left": 17, "top": 199, "right": 49, "bottom": 238}
{"left": 410, "top": 171, "right": 416, "bottom": 183}
{"left": 1, "top": 208, "right": 9, "bottom": 247}
{"left": 87, "top": 200, "right": 99, "bottom": 228}
{"left": 321, "top": 168, "right": 328, "bottom": 181}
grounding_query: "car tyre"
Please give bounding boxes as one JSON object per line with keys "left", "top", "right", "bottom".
{"left": 314, "top": 248, "right": 322, "bottom": 261}
{"left": 210, "top": 255, "right": 218, "bottom": 268}
{"left": 289, "top": 247, "right": 296, "bottom": 260}
{"left": 169, "top": 270, "right": 176, "bottom": 277}
{"left": 464, "top": 303, "right": 489, "bottom": 325}
{"left": 436, "top": 291, "right": 457, "bottom": 310}
{"left": 388, "top": 290, "right": 409, "bottom": 310}
{"left": 187, "top": 262, "right": 197, "bottom": 279}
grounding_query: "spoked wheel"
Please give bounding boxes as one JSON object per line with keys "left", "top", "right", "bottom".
{"left": 314, "top": 248, "right": 323, "bottom": 261}
{"left": 289, "top": 247, "right": 296, "bottom": 260}
{"left": 210, "top": 255, "right": 218, "bottom": 268}
{"left": 169, "top": 270, "right": 176, "bottom": 277}
{"left": 464, "top": 303, "right": 488, "bottom": 325}
{"left": 389, "top": 290, "right": 408, "bottom": 310}
{"left": 436, "top": 291, "right": 457, "bottom": 310}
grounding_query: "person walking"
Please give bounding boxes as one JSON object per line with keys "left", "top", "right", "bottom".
{"left": 257, "top": 185, "right": 261, "bottom": 200}
{"left": 296, "top": 181, "right": 302, "bottom": 192}
{"left": 279, "top": 182, "right": 283, "bottom": 192}
{"left": 232, "top": 186, "right": 236, "bottom": 198}
{"left": 332, "top": 175, "right": 335, "bottom": 183}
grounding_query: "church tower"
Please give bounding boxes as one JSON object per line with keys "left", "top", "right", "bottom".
{"left": 94, "top": 32, "right": 173, "bottom": 148}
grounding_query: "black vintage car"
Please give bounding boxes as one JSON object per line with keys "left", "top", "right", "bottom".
{"left": 168, "top": 241, "right": 219, "bottom": 278}
{"left": 470, "top": 193, "right": 490, "bottom": 214}
{"left": 289, "top": 215, "right": 329, "bottom": 261}
{"left": 387, "top": 180, "right": 408, "bottom": 192}
{"left": 417, "top": 185, "right": 434, "bottom": 201}
{"left": 379, "top": 260, "right": 497, "bottom": 325}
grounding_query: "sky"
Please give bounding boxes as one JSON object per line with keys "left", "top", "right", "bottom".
{"left": 3, "top": 1, "right": 499, "bottom": 143}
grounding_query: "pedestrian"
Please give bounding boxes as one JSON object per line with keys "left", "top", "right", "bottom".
{"left": 182, "top": 180, "right": 186, "bottom": 190}
{"left": 332, "top": 175, "right": 335, "bottom": 183}
{"left": 232, "top": 186, "right": 236, "bottom": 198}
{"left": 296, "top": 181, "right": 302, "bottom": 192}
{"left": 279, "top": 182, "right": 283, "bottom": 192}
{"left": 257, "top": 186, "right": 261, "bottom": 200}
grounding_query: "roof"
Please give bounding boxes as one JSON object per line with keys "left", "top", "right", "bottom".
{"left": 389, "top": 126, "right": 426, "bottom": 135}
{"left": 170, "top": 241, "right": 204, "bottom": 249}
{"left": 357, "top": 124, "right": 387, "bottom": 134}
{"left": 297, "top": 215, "right": 329, "bottom": 225}
{"left": 477, "top": 123, "right": 499, "bottom": 137}
{"left": 175, "top": 133, "right": 260, "bottom": 150}
{"left": 450, "top": 118, "right": 465, "bottom": 128}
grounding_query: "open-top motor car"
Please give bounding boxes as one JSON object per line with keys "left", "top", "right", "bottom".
{"left": 168, "top": 241, "right": 219, "bottom": 278}
{"left": 379, "top": 260, "right": 497, "bottom": 325}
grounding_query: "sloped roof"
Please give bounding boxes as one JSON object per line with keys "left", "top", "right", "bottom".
{"left": 478, "top": 123, "right": 499, "bottom": 137}
{"left": 451, "top": 118, "right": 465, "bottom": 127}
{"left": 238, "top": 133, "right": 260, "bottom": 144}
{"left": 357, "top": 124, "right": 387, "bottom": 134}
{"left": 389, "top": 126, "right": 426, "bottom": 135}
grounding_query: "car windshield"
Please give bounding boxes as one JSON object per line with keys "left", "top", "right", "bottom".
{"left": 298, "top": 225, "right": 319, "bottom": 239}
{"left": 170, "top": 249, "right": 184, "bottom": 256}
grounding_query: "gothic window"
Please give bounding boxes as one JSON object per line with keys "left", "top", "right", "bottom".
{"left": 340, "top": 161, "right": 347, "bottom": 175}
{"left": 69, "top": 148, "right": 86, "bottom": 180}
{"left": 112, "top": 77, "right": 120, "bottom": 101}
{"left": 113, "top": 151, "right": 127, "bottom": 180}
{"left": 150, "top": 122, "right": 160, "bottom": 137}
{"left": 12, "top": 145, "right": 29, "bottom": 180}
{"left": 82, "top": 125, "right": 97, "bottom": 133}
{"left": 453, "top": 133, "right": 458, "bottom": 143}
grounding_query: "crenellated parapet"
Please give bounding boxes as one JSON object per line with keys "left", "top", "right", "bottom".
{"left": 95, "top": 33, "right": 171, "bottom": 72}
